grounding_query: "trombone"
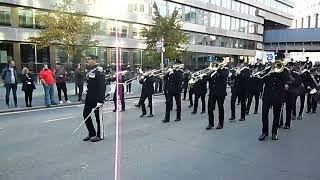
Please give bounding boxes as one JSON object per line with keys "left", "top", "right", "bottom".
{"left": 254, "top": 60, "right": 287, "bottom": 79}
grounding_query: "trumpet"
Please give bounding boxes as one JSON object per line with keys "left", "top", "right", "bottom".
{"left": 188, "top": 62, "right": 227, "bottom": 88}
{"left": 105, "top": 70, "right": 128, "bottom": 80}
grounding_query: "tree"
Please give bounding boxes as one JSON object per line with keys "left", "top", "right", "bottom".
{"left": 140, "top": 3, "right": 189, "bottom": 68}
{"left": 28, "top": 0, "right": 100, "bottom": 64}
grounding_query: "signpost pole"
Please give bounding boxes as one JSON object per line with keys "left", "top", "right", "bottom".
{"left": 161, "top": 37, "right": 164, "bottom": 71}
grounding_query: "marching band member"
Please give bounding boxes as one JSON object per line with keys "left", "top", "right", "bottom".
{"left": 191, "top": 72, "right": 207, "bottom": 114}
{"left": 293, "top": 62, "right": 306, "bottom": 120}
{"left": 82, "top": 57, "right": 106, "bottom": 142}
{"left": 246, "top": 64, "right": 263, "bottom": 115}
{"left": 162, "top": 63, "right": 183, "bottom": 123}
{"left": 279, "top": 62, "right": 302, "bottom": 129}
{"left": 139, "top": 72, "right": 155, "bottom": 118}
{"left": 206, "top": 62, "right": 229, "bottom": 130}
{"left": 301, "top": 61, "right": 318, "bottom": 114}
{"left": 182, "top": 68, "right": 191, "bottom": 100}
{"left": 230, "top": 59, "right": 251, "bottom": 121}
{"left": 259, "top": 60, "right": 289, "bottom": 141}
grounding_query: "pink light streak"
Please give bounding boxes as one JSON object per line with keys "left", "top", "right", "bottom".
{"left": 114, "top": 19, "right": 121, "bottom": 180}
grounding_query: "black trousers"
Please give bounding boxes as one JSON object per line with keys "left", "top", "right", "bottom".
{"left": 183, "top": 86, "right": 188, "bottom": 100}
{"left": 246, "top": 92, "right": 259, "bottom": 113}
{"left": 307, "top": 93, "right": 317, "bottom": 112}
{"left": 189, "top": 89, "right": 195, "bottom": 106}
{"left": 293, "top": 93, "right": 305, "bottom": 117}
{"left": 76, "top": 83, "right": 83, "bottom": 101}
{"left": 280, "top": 93, "right": 296, "bottom": 127}
{"left": 24, "top": 89, "right": 33, "bottom": 106}
{"left": 193, "top": 93, "right": 206, "bottom": 113}
{"left": 159, "top": 81, "right": 163, "bottom": 93}
{"left": 141, "top": 93, "right": 153, "bottom": 115}
{"left": 165, "top": 92, "right": 181, "bottom": 121}
{"left": 113, "top": 90, "right": 125, "bottom": 110}
{"left": 262, "top": 101, "right": 282, "bottom": 136}
{"left": 231, "top": 92, "right": 246, "bottom": 119}
{"left": 208, "top": 96, "right": 225, "bottom": 126}
{"left": 56, "top": 82, "right": 68, "bottom": 101}
{"left": 5, "top": 83, "right": 17, "bottom": 106}
{"left": 83, "top": 103, "right": 104, "bottom": 138}
{"left": 126, "top": 83, "right": 132, "bottom": 93}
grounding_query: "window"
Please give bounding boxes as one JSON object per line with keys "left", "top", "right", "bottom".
{"left": 196, "top": 9, "right": 204, "bottom": 25}
{"left": 168, "top": 2, "right": 182, "bottom": 19}
{"left": 0, "top": 42, "right": 13, "bottom": 65}
{"left": 221, "top": 15, "right": 231, "bottom": 30}
{"left": 215, "top": 13, "right": 221, "bottom": 28}
{"left": 244, "top": 20, "right": 249, "bottom": 33}
{"left": 153, "top": 0, "right": 167, "bottom": 16}
{"left": 37, "top": 47, "right": 50, "bottom": 64}
{"left": 120, "top": 49, "right": 129, "bottom": 65}
{"left": 21, "top": 44, "right": 35, "bottom": 64}
{"left": 232, "top": 1, "right": 240, "bottom": 12}
{"left": 239, "top": 19, "right": 245, "bottom": 32}
{"left": 18, "top": 8, "right": 34, "bottom": 28}
{"left": 35, "top": 10, "right": 48, "bottom": 29}
{"left": 0, "top": 6, "right": 11, "bottom": 26}
{"left": 249, "top": 6, "right": 256, "bottom": 16}
{"left": 184, "top": 6, "right": 196, "bottom": 23}
{"left": 204, "top": 11, "right": 210, "bottom": 26}
{"left": 107, "top": 20, "right": 129, "bottom": 38}
{"left": 132, "top": 24, "right": 148, "bottom": 39}
{"left": 248, "top": 22, "right": 255, "bottom": 34}
{"left": 119, "top": 22, "right": 129, "bottom": 38}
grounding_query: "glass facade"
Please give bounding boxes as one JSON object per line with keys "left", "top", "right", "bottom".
{"left": 0, "top": 6, "right": 11, "bottom": 26}
{"left": 18, "top": 8, "right": 33, "bottom": 28}
{"left": 187, "top": 32, "right": 256, "bottom": 50}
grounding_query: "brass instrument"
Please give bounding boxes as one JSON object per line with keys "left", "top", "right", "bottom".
{"left": 105, "top": 70, "right": 128, "bottom": 80}
{"left": 188, "top": 62, "right": 227, "bottom": 88}
{"left": 256, "top": 60, "right": 287, "bottom": 79}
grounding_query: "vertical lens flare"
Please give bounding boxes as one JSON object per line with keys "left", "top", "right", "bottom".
{"left": 114, "top": 19, "right": 121, "bottom": 180}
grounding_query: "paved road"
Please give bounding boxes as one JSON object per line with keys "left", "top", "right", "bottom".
{"left": 0, "top": 94, "right": 320, "bottom": 180}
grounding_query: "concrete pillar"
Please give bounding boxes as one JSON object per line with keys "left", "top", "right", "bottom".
{"left": 11, "top": 7, "right": 19, "bottom": 28}
{"left": 13, "top": 42, "right": 21, "bottom": 72}
{"left": 106, "top": 48, "right": 112, "bottom": 65}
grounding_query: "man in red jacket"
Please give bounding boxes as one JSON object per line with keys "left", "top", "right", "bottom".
{"left": 39, "top": 64, "right": 57, "bottom": 107}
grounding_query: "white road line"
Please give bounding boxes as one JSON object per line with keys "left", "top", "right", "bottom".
{"left": 44, "top": 117, "right": 75, "bottom": 123}
{"left": 0, "top": 128, "right": 3, "bottom": 130}
{"left": 0, "top": 104, "right": 82, "bottom": 116}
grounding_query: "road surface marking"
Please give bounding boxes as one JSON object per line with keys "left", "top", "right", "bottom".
{"left": 0, "top": 105, "right": 83, "bottom": 116}
{"left": 0, "top": 128, "right": 3, "bottom": 130}
{"left": 44, "top": 117, "right": 75, "bottom": 123}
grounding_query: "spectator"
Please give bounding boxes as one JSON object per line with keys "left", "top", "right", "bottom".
{"left": 39, "top": 64, "right": 57, "bottom": 107}
{"left": 54, "top": 62, "right": 71, "bottom": 104}
{"left": 21, "top": 67, "right": 36, "bottom": 107}
{"left": 74, "top": 63, "right": 85, "bottom": 102}
{"left": 1, "top": 61, "right": 18, "bottom": 108}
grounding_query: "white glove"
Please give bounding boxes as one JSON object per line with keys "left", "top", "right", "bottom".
{"left": 97, "top": 103, "right": 103, "bottom": 108}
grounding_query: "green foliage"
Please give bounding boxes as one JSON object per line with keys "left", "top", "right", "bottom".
{"left": 140, "top": 3, "right": 189, "bottom": 67}
{"left": 28, "top": 0, "right": 100, "bottom": 63}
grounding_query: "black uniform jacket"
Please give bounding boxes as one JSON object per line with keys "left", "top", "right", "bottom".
{"left": 208, "top": 67, "right": 229, "bottom": 97}
{"left": 140, "top": 75, "right": 155, "bottom": 96}
{"left": 193, "top": 75, "right": 208, "bottom": 96}
{"left": 261, "top": 71, "right": 288, "bottom": 105}
{"left": 85, "top": 66, "right": 106, "bottom": 105}
{"left": 232, "top": 67, "right": 251, "bottom": 95}
{"left": 164, "top": 70, "right": 183, "bottom": 94}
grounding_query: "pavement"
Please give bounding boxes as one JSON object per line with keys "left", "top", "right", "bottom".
{"left": 0, "top": 81, "right": 145, "bottom": 113}
{"left": 0, "top": 92, "right": 320, "bottom": 180}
